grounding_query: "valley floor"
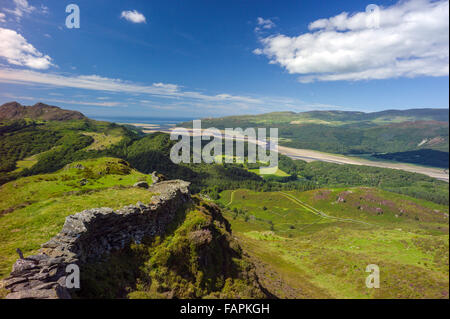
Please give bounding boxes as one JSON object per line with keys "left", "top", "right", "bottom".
{"left": 126, "top": 124, "right": 449, "bottom": 182}
{"left": 278, "top": 145, "right": 449, "bottom": 182}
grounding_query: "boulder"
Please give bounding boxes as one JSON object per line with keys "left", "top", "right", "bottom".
{"left": 133, "top": 181, "right": 149, "bottom": 189}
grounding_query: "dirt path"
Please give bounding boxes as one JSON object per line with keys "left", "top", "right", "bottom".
{"left": 225, "top": 190, "right": 237, "bottom": 206}
{"left": 278, "top": 192, "right": 374, "bottom": 226}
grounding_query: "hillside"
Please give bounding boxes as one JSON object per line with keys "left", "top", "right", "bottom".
{"left": 0, "top": 103, "right": 448, "bottom": 299}
{"left": 179, "top": 109, "right": 449, "bottom": 164}
{"left": 0, "top": 157, "right": 155, "bottom": 279}
{"left": 0, "top": 102, "right": 86, "bottom": 121}
{"left": 0, "top": 159, "right": 268, "bottom": 299}
{"left": 217, "top": 187, "right": 449, "bottom": 298}
{"left": 1, "top": 108, "right": 447, "bottom": 204}
{"left": 0, "top": 117, "right": 134, "bottom": 184}
{"left": 194, "top": 109, "right": 449, "bottom": 127}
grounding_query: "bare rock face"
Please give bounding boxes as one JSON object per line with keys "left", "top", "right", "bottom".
{"left": 1, "top": 179, "right": 191, "bottom": 299}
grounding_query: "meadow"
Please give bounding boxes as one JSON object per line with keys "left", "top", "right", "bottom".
{"left": 217, "top": 188, "right": 449, "bottom": 298}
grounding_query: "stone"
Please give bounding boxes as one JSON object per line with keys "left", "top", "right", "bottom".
{"left": 16, "top": 248, "right": 24, "bottom": 259}
{"left": 1, "top": 178, "right": 191, "bottom": 299}
{"left": 133, "top": 181, "right": 149, "bottom": 189}
{"left": 33, "top": 282, "right": 58, "bottom": 290}
{"left": 5, "top": 287, "right": 62, "bottom": 299}
{"left": 2, "top": 276, "right": 28, "bottom": 289}
{"left": 151, "top": 171, "right": 160, "bottom": 184}
{"left": 11, "top": 259, "right": 38, "bottom": 275}
{"left": 11, "top": 282, "right": 30, "bottom": 292}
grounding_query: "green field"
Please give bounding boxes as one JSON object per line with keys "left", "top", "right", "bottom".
{"left": 217, "top": 188, "right": 449, "bottom": 298}
{"left": 248, "top": 167, "right": 290, "bottom": 177}
{"left": 82, "top": 130, "right": 123, "bottom": 151}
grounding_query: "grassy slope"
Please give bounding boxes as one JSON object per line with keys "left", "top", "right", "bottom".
{"left": 82, "top": 129, "right": 123, "bottom": 151}
{"left": 0, "top": 157, "right": 154, "bottom": 278}
{"left": 217, "top": 188, "right": 449, "bottom": 298}
{"left": 0, "top": 119, "right": 132, "bottom": 180}
{"left": 181, "top": 111, "right": 449, "bottom": 156}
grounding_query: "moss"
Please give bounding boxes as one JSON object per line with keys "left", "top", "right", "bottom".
{"left": 0, "top": 287, "right": 9, "bottom": 299}
{"left": 74, "top": 245, "right": 146, "bottom": 299}
{"left": 128, "top": 197, "right": 266, "bottom": 299}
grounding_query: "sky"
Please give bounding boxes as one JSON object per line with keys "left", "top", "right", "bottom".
{"left": 0, "top": 0, "right": 448, "bottom": 118}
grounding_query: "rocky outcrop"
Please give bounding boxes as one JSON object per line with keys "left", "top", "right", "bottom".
{"left": 151, "top": 171, "right": 166, "bottom": 184}
{"left": 0, "top": 102, "right": 86, "bottom": 121}
{"left": 1, "top": 179, "right": 190, "bottom": 299}
{"left": 133, "top": 181, "right": 149, "bottom": 188}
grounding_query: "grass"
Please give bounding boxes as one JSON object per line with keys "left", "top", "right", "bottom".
{"left": 12, "top": 154, "right": 39, "bottom": 173}
{"left": 82, "top": 130, "right": 123, "bottom": 151}
{"left": 72, "top": 198, "right": 266, "bottom": 299}
{"left": 217, "top": 188, "right": 449, "bottom": 298}
{"left": 0, "top": 157, "right": 155, "bottom": 279}
{"left": 249, "top": 167, "right": 290, "bottom": 177}
{"left": 11, "top": 146, "right": 60, "bottom": 174}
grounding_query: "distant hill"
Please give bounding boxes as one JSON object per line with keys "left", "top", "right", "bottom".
{"left": 191, "top": 108, "right": 449, "bottom": 127}
{"left": 179, "top": 108, "right": 449, "bottom": 164}
{"left": 0, "top": 102, "right": 86, "bottom": 121}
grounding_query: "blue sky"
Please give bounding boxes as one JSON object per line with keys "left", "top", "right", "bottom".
{"left": 0, "top": 0, "right": 448, "bottom": 118}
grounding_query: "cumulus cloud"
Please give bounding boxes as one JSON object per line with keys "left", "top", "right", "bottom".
{"left": 0, "top": 12, "right": 6, "bottom": 23}
{"left": 254, "top": 0, "right": 449, "bottom": 82}
{"left": 121, "top": 10, "right": 146, "bottom": 24}
{"left": 0, "top": 28, "right": 53, "bottom": 69}
{"left": 255, "top": 17, "right": 275, "bottom": 32}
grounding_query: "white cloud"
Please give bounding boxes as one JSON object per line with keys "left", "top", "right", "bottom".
{"left": 0, "top": 12, "right": 6, "bottom": 23}
{"left": 0, "top": 68, "right": 262, "bottom": 105}
{"left": 40, "top": 5, "right": 49, "bottom": 15}
{"left": 255, "top": 17, "right": 275, "bottom": 32}
{"left": 120, "top": 10, "right": 146, "bottom": 24}
{"left": 0, "top": 66, "right": 347, "bottom": 114}
{"left": 4, "top": 0, "right": 35, "bottom": 20}
{"left": 0, "top": 28, "right": 53, "bottom": 69}
{"left": 254, "top": 0, "right": 449, "bottom": 82}
{"left": 0, "top": 93, "right": 122, "bottom": 107}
